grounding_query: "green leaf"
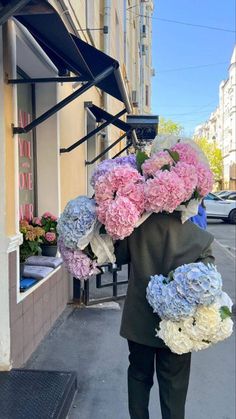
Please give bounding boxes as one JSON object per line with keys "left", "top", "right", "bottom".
{"left": 167, "top": 270, "right": 174, "bottom": 282}
{"left": 161, "top": 164, "right": 171, "bottom": 171}
{"left": 136, "top": 150, "right": 149, "bottom": 173}
{"left": 220, "top": 306, "right": 232, "bottom": 320}
{"left": 164, "top": 149, "right": 180, "bottom": 163}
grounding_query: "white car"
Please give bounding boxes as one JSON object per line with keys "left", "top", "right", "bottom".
{"left": 205, "top": 192, "right": 236, "bottom": 224}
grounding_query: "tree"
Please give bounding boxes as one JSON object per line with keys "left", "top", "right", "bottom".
{"left": 194, "top": 137, "right": 223, "bottom": 185}
{"left": 158, "top": 117, "right": 183, "bottom": 136}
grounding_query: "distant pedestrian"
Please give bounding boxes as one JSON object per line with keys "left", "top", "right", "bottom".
{"left": 190, "top": 199, "right": 207, "bottom": 230}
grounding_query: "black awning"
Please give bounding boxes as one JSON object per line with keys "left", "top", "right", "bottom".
{"left": 13, "top": 0, "right": 124, "bottom": 103}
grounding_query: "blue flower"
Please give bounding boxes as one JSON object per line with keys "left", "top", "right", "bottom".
{"left": 57, "top": 196, "right": 97, "bottom": 249}
{"left": 173, "top": 262, "right": 222, "bottom": 305}
{"left": 146, "top": 262, "right": 223, "bottom": 321}
{"left": 147, "top": 275, "right": 195, "bottom": 321}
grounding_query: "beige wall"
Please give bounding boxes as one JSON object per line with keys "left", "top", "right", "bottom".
{"left": 58, "top": 84, "right": 103, "bottom": 209}
{"left": 3, "top": 23, "right": 16, "bottom": 236}
{"left": 9, "top": 251, "right": 69, "bottom": 367}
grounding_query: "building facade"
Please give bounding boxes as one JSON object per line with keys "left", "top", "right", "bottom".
{"left": 194, "top": 46, "right": 236, "bottom": 189}
{"left": 0, "top": 0, "right": 154, "bottom": 370}
{"left": 125, "top": 0, "right": 154, "bottom": 114}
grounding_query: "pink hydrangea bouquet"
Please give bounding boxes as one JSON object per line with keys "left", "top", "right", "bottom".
{"left": 91, "top": 140, "right": 214, "bottom": 238}
{"left": 142, "top": 141, "right": 214, "bottom": 214}
{"left": 95, "top": 164, "right": 145, "bottom": 240}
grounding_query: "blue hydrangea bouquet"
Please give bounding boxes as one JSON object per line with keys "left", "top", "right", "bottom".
{"left": 146, "top": 262, "right": 234, "bottom": 354}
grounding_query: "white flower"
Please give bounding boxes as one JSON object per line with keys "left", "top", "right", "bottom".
{"left": 211, "top": 317, "right": 234, "bottom": 343}
{"left": 190, "top": 304, "right": 222, "bottom": 340}
{"left": 151, "top": 135, "right": 180, "bottom": 154}
{"left": 191, "top": 340, "right": 211, "bottom": 351}
{"left": 158, "top": 320, "right": 193, "bottom": 355}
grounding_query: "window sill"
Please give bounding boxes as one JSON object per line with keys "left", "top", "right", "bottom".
{"left": 17, "top": 265, "right": 62, "bottom": 303}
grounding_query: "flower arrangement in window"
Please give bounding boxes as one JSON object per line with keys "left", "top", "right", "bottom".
{"left": 32, "top": 212, "right": 58, "bottom": 245}
{"left": 19, "top": 220, "right": 45, "bottom": 263}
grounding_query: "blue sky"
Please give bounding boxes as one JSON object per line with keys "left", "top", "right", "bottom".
{"left": 151, "top": 0, "right": 236, "bottom": 136}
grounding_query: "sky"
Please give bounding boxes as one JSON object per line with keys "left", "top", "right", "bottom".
{"left": 150, "top": 0, "right": 236, "bottom": 136}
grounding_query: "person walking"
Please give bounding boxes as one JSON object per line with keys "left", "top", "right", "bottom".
{"left": 190, "top": 199, "right": 207, "bottom": 230}
{"left": 115, "top": 210, "right": 214, "bottom": 419}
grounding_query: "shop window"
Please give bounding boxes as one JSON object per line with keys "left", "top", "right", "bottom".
{"left": 17, "top": 67, "right": 37, "bottom": 221}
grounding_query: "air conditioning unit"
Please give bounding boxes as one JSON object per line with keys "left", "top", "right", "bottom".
{"left": 132, "top": 90, "right": 139, "bottom": 108}
{"left": 141, "top": 44, "right": 146, "bottom": 55}
{"left": 142, "top": 25, "right": 147, "bottom": 38}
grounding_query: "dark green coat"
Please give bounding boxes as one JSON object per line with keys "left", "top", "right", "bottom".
{"left": 115, "top": 212, "right": 215, "bottom": 347}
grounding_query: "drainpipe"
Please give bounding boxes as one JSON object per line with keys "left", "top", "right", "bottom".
{"left": 56, "top": 0, "right": 79, "bottom": 36}
{"left": 103, "top": 0, "right": 111, "bottom": 154}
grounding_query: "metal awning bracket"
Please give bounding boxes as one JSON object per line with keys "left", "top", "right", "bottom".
{"left": 12, "top": 65, "right": 115, "bottom": 135}
{"left": 8, "top": 76, "right": 88, "bottom": 84}
{"left": 60, "top": 107, "right": 127, "bottom": 154}
{"left": 85, "top": 129, "right": 133, "bottom": 165}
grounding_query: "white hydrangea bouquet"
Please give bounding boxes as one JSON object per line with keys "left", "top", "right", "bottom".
{"left": 146, "top": 262, "right": 234, "bottom": 354}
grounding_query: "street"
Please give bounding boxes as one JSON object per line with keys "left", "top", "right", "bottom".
{"left": 207, "top": 219, "right": 236, "bottom": 258}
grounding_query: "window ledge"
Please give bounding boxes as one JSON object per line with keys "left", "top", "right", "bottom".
{"left": 17, "top": 265, "right": 62, "bottom": 303}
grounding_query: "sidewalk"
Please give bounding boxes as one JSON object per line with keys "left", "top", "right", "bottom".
{"left": 25, "top": 241, "right": 235, "bottom": 419}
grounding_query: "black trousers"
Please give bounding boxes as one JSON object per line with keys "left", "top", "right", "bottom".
{"left": 128, "top": 340, "right": 191, "bottom": 419}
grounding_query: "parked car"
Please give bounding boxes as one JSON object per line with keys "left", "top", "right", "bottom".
{"left": 216, "top": 191, "right": 236, "bottom": 200}
{"left": 216, "top": 190, "right": 235, "bottom": 197}
{"left": 205, "top": 192, "right": 236, "bottom": 224}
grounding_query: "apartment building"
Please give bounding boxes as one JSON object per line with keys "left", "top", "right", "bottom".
{"left": 194, "top": 45, "right": 236, "bottom": 189}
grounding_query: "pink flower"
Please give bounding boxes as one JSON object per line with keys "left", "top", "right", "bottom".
{"left": 95, "top": 180, "right": 114, "bottom": 204}
{"left": 32, "top": 217, "right": 42, "bottom": 226}
{"left": 45, "top": 232, "right": 56, "bottom": 243}
{"left": 196, "top": 162, "right": 214, "bottom": 196}
{"left": 144, "top": 170, "right": 186, "bottom": 213}
{"left": 117, "top": 181, "right": 145, "bottom": 215}
{"left": 142, "top": 151, "right": 174, "bottom": 177}
{"left": 171, "top": 162, "right": 198, "bottom": 201}
{"left": 170, "top": 143, "right": 199, "bottom": 166}
{"left": 95, "top": 165, "right": 142, "bottom": 205}
{"left": 104, "top": 196, "right": 140, "bottom": 240}
{"left": 42, "top": 212, "right": 57, "bottom": 221}
{"left": 96, "top": 201, "right": 110, "bottom": 225}
{"left": 59, "top": 239, "right": 99, "bottom": 280}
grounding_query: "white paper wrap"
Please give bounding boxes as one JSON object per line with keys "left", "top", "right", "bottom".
{"left": 176, "top": 199, "right": 201, "bottom": 224}
{"left": 90, "top": 221, "right": 116, "bottom": 265}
